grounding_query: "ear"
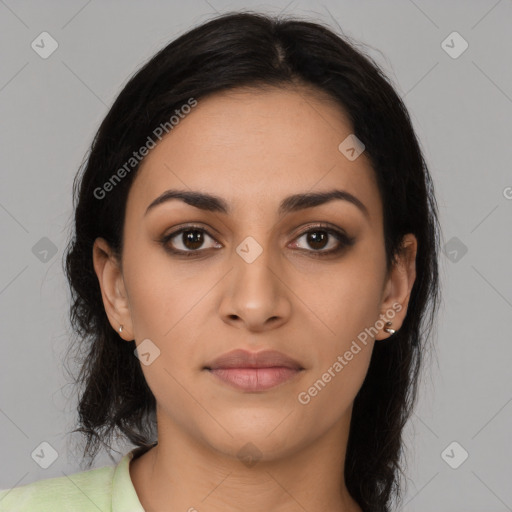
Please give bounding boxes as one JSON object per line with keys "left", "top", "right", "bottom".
{"left": 92, "top": 237, "right": 134, "bottom": 341}
{"left": 375, "top": 233, "right": 417, "bottom": 340}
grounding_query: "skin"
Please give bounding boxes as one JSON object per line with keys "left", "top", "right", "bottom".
{"left": 93, "top": 85, "right": 417, "bottom": 512}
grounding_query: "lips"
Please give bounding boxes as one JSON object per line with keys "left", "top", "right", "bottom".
{"left": 204, "top": 349, "right": 304, "bottom": 392}
{"left": 204, "top": 349, "right": 303, "bottom": 371}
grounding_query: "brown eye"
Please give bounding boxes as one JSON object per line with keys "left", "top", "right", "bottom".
{"left": 290, "top": 225, "right": 355, "bottom": 257}
{"left": 160, "top": 223, "right": 355, "bottom": 258}
{"left": 161, "top": 226, "right": 221, "bottom": 255}
{"left": 303, "top": 230, "right": 330, "bottom": 250}
{"left": 179, "top": 229, "right": 206, "bottom": 250}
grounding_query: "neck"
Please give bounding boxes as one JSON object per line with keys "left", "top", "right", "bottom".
{"left": 129, "top": 420, "right": 362, "bottom": 512}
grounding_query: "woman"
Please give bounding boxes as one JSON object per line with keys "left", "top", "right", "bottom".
{"left": 0, "top": 10, "right": 440, "bottom": 512}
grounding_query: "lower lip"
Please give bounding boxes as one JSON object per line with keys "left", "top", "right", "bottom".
{"left": 207, "top": 367, "right": 302, "bottom": 391}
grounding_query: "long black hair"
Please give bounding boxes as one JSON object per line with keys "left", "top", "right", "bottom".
{"left": 63, "top": 11, "right": 441, "bottom": 512}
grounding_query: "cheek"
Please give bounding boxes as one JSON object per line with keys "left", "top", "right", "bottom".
{"left": 122, "top": 251, "right": 207, "bottom": 432}
{"left": 298, "top": 246, "right": 384, "bottom": 398}
{"left": 296, "top": 269, "right": 380, "bottom": 424}
{"left": 122, "top": 241, "right": 197, "bottom": 338}
{"left": 122, "top": 242, "right": 210, "bottom": 376}
{"left": 295, "top": 346, "right": 372, "bottom": 436}
{"left": 304, "top": 249, "right": 386, "bottom": 343}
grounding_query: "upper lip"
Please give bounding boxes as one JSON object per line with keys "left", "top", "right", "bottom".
{"left": 204, "top": 349, "right": 303, "bottom": 370}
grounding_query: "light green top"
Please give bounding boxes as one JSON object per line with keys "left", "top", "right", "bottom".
{"left": 0, "top": 447, "right": 147, "bottom": 512}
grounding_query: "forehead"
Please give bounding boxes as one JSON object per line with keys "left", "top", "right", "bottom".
{"left": 127, "top": 86, "right": 381, "bottom": 222}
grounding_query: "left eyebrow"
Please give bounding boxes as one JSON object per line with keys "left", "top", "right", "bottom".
{"left": 144, "top": 188, "right": 370, "bottom": 220}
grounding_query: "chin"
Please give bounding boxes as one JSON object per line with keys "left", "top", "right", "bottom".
{"left": 200, "top": 422, "right": 303, "bottom": 461}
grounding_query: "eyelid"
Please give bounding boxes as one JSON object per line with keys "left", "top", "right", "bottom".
{"left": 292, "top": 221, "right": 349, "bottom": 238}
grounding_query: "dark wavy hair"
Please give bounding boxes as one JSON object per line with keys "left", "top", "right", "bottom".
{"left": 62, "top": 10, "right": 441, "bottom": 512}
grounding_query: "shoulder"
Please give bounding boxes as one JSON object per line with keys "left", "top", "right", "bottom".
{"left": 0, "top": 464, "right": 115, "bottom": 512}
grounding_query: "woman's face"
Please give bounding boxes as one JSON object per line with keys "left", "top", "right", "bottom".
{"left": 94, "top": 86, "right": 416, "bottom": 461}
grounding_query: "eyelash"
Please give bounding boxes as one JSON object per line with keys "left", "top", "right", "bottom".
{"left": 159, "top": 223, "right": 355, "bottom": 259}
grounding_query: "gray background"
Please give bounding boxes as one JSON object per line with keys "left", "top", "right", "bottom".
{"left": 1, "top": 0, "right": 511, "bottom": 510}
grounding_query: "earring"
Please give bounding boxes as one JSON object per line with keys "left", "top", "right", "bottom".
{"left": 119, "top": 325, "right": 124, "bottom": 333}
{"left": 384, "top": 321, "right": 396, "bottom": 334}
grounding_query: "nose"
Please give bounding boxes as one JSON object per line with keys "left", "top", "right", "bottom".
{"left": 218, "top": 245, "right": 292, "bottom": 332}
